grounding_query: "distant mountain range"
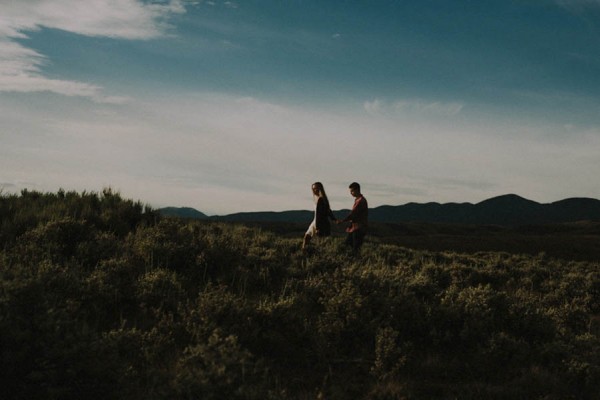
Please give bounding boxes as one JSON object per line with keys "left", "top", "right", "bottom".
{"left": 158, "top": 194, "right": 600, "bottom": 226}
{"left": 157, "top": 207, "right": 208, "bottom": 220}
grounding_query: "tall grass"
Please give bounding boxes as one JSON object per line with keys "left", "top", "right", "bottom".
{"left": 1, "top": 190, "right": 599, "bottom": 399}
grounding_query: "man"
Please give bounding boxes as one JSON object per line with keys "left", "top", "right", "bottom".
{"left": 338, "top": 182, "right": 368, "bottom": 254}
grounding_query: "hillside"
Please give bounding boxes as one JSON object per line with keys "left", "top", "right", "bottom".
{"left": 161, "top": 194, "right": 600, "bottom": 226}
{"left": 2, "top": 189, "right": 600, "bottom": 399}
{"left": 158, "top": 206, "right": 208, "bottom": 219}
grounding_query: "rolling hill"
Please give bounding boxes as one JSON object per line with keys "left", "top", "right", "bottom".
{"left": 157, "top": 207, "right": 208, "bottom": 219}
{"left": 159, "top": 194, "right": 600, "bottom": 226}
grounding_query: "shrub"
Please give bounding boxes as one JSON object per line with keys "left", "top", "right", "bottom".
{"left": 2, "top": 190, "right": 600, "bottom": 399}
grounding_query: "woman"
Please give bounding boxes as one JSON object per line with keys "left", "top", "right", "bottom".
{"left": 303, "top": 182, "right": 337, "bottom": 251}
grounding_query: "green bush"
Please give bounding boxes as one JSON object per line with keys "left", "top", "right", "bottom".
{"left": 1, "top": 190, "right": 600, "bottom": 399}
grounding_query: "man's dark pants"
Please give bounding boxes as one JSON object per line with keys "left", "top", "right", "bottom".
{"left": 344, "top": 230, "right": 366, "bottom": 253}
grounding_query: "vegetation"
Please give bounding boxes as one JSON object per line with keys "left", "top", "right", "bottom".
{"left": 2, "top": 189, "right": 600, "bottom": 399}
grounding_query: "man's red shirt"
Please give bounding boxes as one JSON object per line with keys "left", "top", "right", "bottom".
{"left": 344, "top": 195, "right": 368, "bottom": 233}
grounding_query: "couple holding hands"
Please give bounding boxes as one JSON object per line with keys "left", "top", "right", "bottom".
{"left": 302, "top": 181, "right": 368, "bottom": 254}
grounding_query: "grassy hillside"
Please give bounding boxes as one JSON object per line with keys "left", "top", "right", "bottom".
{"left": 1, "top": 190, "right": 600, "bottom": 399}
{"left": 226, "top": 219, "right": 600, "bottom": 262}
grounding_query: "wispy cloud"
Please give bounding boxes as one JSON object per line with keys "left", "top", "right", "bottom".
{"left": 3, "top": 89, "right": 599, "bottom": 213}
{"left": 0, "top": 0, "right": 185, "bottom": 39}
{"left": 0, "top": 0, "right": 185, "bottom": 100}
{"left": 364, "top": 98, "right": 464, "bottom": 117}
{"left": 393, "top": 100, "right": 464, "bottom": 116}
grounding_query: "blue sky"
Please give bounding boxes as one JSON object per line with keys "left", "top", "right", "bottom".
{"left": 2, "top": 0, "right": 600, "bottom": 215}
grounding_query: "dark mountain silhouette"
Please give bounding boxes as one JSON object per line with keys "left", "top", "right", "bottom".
{"left": 210, "top": 210, "right": 313, "bottom": 223}
{"left": 158, "top": 207, "right": 208, "bottom": 219}
{"left": 160, "top": 194, "right": 600, "bottom": 226}
{"left": 375, "top": 194, "right": 600, "bottom": 225}
{"left": 370, "top": 194, "right": 548, "bottom": 225}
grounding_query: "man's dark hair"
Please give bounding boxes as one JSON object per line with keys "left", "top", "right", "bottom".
{"left": 349, "top": 182, "right": 361, "bottom": 191}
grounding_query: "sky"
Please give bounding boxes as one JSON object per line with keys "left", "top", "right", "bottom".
{"left": 1, "top": 0, "right": 600, "bottom": 215}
